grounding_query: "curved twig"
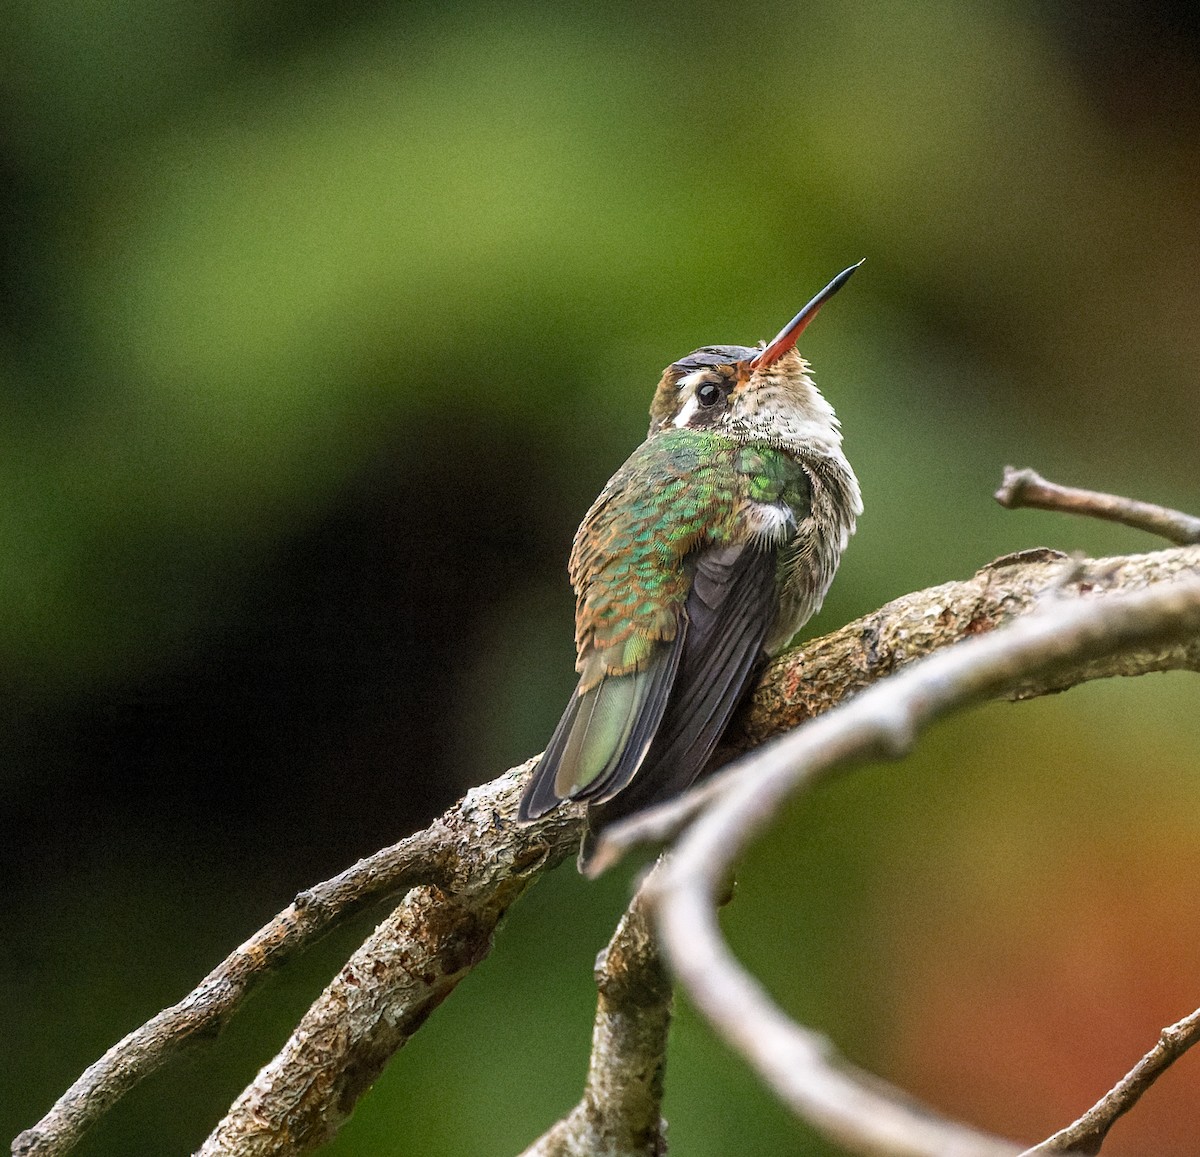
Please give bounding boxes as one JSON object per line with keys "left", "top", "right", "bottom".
{"left": 642, "top": 577, "right": 1200, "bottom": 1157}
{"left": 15, "top": 546, "right": 1200, "bottom": 1157}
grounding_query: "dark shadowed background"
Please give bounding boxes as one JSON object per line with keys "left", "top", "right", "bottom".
{"left": 3, "top": 1, "right": 1199, "bottom": 1153}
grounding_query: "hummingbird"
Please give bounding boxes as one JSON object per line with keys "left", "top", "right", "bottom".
{"left": 518, "top": 263, "right": 864, "bottom": 868}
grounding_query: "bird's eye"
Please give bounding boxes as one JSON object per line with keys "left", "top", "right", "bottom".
{"left": 696, "top": 383, "right": 723, "bottom": 408}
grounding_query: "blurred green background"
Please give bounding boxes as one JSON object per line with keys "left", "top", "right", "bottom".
{"left": 4, "top": 1, "right": 1199, "bottom": 1153}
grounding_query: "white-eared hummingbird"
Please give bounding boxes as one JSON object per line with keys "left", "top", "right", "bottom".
{"left": 519, "top": 263, "right": 864, "bottom": 869}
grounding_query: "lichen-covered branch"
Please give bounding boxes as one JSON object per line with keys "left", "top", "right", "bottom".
{"left": 192, "top": 775, "right": 587, "bottom": 1155}
{"left": 200, "top": 883, "right": 507, "bottom": 1154}
{"left": 519, "top": 873, "right": 671, "bottom": 1157}
{"left": 640, "top": 576, "right": 1200, "bottom": 1157}
{"left": 12, "top": 764, "right": 584, "bottom": 1157}
{"left": 742, "top": 543, "right": 1200, "bottom": 747}
{"left": 15, "top": 544, "right": 1200, "bottom": 1157}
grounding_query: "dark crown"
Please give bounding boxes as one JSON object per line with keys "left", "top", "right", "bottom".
{"left": 670, "top": 345, "right": 757, "bottom": 375}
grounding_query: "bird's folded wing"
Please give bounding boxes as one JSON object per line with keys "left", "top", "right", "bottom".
{"left": 518, "top": 540, "right": 778, "bottom": 823}
{"left": 585, "top": 540, "right": 777, "bottom": 819}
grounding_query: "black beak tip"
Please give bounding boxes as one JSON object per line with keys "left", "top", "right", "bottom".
{"left": 749, "top": 257, "right": 866, "bottom": 370}
{"left": 831, "top": 258, "right": 866, "bottom": 292}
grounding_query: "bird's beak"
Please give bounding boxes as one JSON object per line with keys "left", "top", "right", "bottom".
{"left": 749, "top": 259, "right": 865, "bottom": 371}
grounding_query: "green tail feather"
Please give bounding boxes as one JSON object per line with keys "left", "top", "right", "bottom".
{"left": 555, "top": 675, "right": 641, "bottom": 796}
{"left": 517, "top": 641, "right": 682, "bottom": 822}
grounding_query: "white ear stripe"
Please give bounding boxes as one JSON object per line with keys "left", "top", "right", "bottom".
{"left": 671, "top": 371, "right": 708, "bottom": 428}
{"left": 672, "top": 395, "right": 700, "bottom": 428}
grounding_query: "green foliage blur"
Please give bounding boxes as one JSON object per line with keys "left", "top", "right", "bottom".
{"left": 4, "top": 2, "right": 1199, "bottom": 1154}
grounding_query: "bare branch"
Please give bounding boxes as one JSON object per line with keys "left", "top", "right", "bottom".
{"left": 519, "top": 869, "right": 671, "bottom": 1157}
{"left": 199, "top": 882, "right": 514, "bottom": 1155}
{"left": 995, "top": 467, "right": 1200, "bottom": 545}
{"left": 13, "top": 763, "right": 584, "bottom": 1157}
{"left": 741, "top": 544, "right": 1200, "bottom": 751}
{"left": 643, "top": 577, "right": 1200, "bottom": 1157}
{"left": 1020, "top": 1006, "right": 1200, "bottom": 1156}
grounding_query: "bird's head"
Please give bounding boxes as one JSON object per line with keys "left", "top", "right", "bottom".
{"left": 647, "top": 261, "right": 862, "bottom": 453}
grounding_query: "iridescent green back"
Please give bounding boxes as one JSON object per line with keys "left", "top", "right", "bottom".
{"left": 570, "top": 427, "right": 809, "bottom": 684}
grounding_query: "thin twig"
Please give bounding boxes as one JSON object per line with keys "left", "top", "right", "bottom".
{"left": 995, "top": 467, "right": 1200, "bottom": 545}
{"left": 519, "top": 869, "right": 671, "bottom": 1157}
{"left": 1020, "top": 1006, "right": 1200, "bottom": 1155}
{"left": 644, "top": 577, "right": 1200, "bottom": 1157}
{"left": 198, "top": 881, "right": 527, "bottom": 1155}
{"left": 11, "top": 823, "right": 442, "bottom": 1157}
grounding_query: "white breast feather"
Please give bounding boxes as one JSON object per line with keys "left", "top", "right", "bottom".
{"left": 748, "top": 502, "right": 792, "bottom": 544}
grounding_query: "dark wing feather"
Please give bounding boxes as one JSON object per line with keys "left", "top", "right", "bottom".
{"left": 581, "top": 540, "right": 778, "bottom": 833}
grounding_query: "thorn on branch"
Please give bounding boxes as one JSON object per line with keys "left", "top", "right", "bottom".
{"left": 1044, "top": 551, "right": 1090, "bottom": 596}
